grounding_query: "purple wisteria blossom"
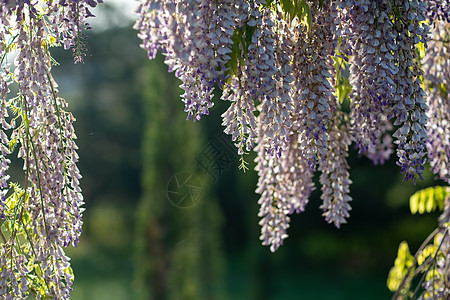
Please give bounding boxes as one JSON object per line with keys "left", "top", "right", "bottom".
{"left": 47, "top": 0, "right": 103, "bottom": 63}
{"left": 255, "top": 131, "right": 314, "bottom": 252}
{"left": 257, "top": 1, "right": 341, "bottom": 250}
{"left": 258, "top": 9, "right": 293, "bottom": 157}
{"left": 291, "top": 3, "right": 337, "bottom": 170}
{"left": 423, "top": 20, "right": 450, "bottom": 183}
{"left": 239, "top": 0, "right": 266, "bottom": 98}
{"left": 344, "top": 0, "right": 396, "bottom": 163}
{"left": 135, "top": 0, "right": 241, "bottom": 121}
{"left": 0, "top": 1, "right": 92, "bottom": 298}
{"left": 221, "top": 71, "right": 259, "bottom": 155}
{"left": 319, "top": 112, "right": 352, "bottom": 228}
{"left": 365, "top": 118, "right": 394, "bottom": 165}
{"left": 136, "top": 0, "right": 450, "bottom": 254}
{"left": 391, "top": 0, "right": 429, "bottom": 184}
{"left": 220, "top": 0, "right": 262, "bottom": 152}
{"left": 0, "top": 74, "right": 10, "bottom": 221}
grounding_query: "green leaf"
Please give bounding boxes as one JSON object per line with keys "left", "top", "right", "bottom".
{"left": 22, "top": 210, "right": 31, "bottom": 225}
{"left": 387, "top": 241, "right": 414, "bottom": 292}
{"left": 65, "top": 266, "right": 74, "bottom": 278}
{"left": 410, "top": 192, "right": 419, "bottom": 214}
{"left": 417, "top": 244, "right": 437, "bottom": 265}
{"left": 333, "top": 55, "right": 352, "bottom": 105}
{"left": 409, "top": 186, "right": 449, "bottom": 215}
{"left": 416, "top": 41, "right": 426, "bottom": 59}
{"left": 265, "top": 0, "right": 275, "bottom": 7}
{"left": 243, "top": 24, "right": 255, "bottom": 53}
{"left": 225, "top": 23, "right": 255, "bottom": 84}
{"left": 225, "top": 29, "right": 243, "bottom": 83}
{"left": 238, "top": 154, "right": 249, "bottom": 173}
{"left": 425, "top": 189, "right": 435, "bottom": 213}
{"left": 279, "top": 0, "right": 292, "bottom": 20}
{"left": 301, "top": 1, "right": 312, "bottom": 31}
{"left": 8, "top": 137, "right": 18, "bottom": 152}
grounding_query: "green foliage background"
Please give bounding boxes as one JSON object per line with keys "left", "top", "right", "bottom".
{"left": 47, "top": 6, "right": 446, "bottom": 300}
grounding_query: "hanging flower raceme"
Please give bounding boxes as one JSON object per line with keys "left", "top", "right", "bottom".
{"left": 422, "top": 20, "right": 450, "bottom": 184}
{"left": 319, "top": 112, "right": 352, "bottom": 228}
{"left": 291, "top": 14, "right": 335, "bottom": 169}
{"left": 221, "top": 71, "right": 259, "bottom": 156}
{"left": 136, "top": 0, "right": 450, "bottom": 252}
{"left": 135, "top": 0, "right": 242, "bottom": 121}
{"left": 344, "top": 0, "right": 396, "bottom": 164}
{"left": 256, "top": 128, "right": 316, "bottom": 252}
{"left": 390, "top": 0, "right": 429, "bottom": 184}
{"left": 0, "top": 1, "right": 98, "bottom": 298}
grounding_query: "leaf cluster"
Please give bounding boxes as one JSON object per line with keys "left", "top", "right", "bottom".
{"left": 409, "top": 186, "right": 448, "bottom": 215}
{"left": 387, "top": 186, "right": 450, "bottom": 299}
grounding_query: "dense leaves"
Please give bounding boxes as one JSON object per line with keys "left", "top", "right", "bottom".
{"left": 388, "top": 186, "right": 450, "bottom": 299}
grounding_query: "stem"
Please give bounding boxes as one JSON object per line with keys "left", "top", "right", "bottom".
{"left": 413, "top": 254, "right": 435, "bottom": 276}
{"left": 0, "top": 34, "right": 19, "bottom": 65}
{"left": 0, "top": 227, "right": 6, "bottom": 243}
{"left": 430, "top": 38, "right": 450, "bottom": 44}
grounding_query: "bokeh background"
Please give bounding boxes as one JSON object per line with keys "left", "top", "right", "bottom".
{"left": 48, "top": 1, "right": 445, "bottom": 299}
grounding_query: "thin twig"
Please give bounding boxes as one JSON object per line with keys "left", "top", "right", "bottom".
{"left": 430, "top": 38, "right": 450, "bottom": 44}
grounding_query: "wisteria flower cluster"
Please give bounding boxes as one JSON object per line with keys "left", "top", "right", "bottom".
{"left": 0, "top": 1, "right": 100, "bottom": 299}
{"left": 423, "top": 20, "right": 450, "bottom": 184}
{"left": 135, "top": 0, "right": 450, "bottom": 254}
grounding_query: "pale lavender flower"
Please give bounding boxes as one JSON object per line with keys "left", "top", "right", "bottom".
{"left": 221, "top": 72, "right": 258, "bottom": 155}
{"left": 0, "top": 4, "right": 85, "bottom": 297}
{"left": 390, "top": 0, "right": 429, "bottom": 184}
{"left": 134, "top": 0, "right": 168, "bottom": 60}
{"left": 221, "top": 0, "right": 281, "bottom": 155}
{"left": 135, "top": 0, "right": 240, "bottom": 121}
{"left": 258, "top": 9, "right": 294, "bottom": 157}
{"left": 422, "top": 20, "right": 450, "bottom": 183}
{"left": 0, "top": 247, "right": 28, "bottom": 299}
{"left": 345, "top": 0, "right": 396, "bottom": 163}
{"left": 291, "top": 2, "right": 337, "bottom": 169}
{"left": 255, "top": 131, "right": 314, "bottom": 252}
{"left": 135, "top": 0, "right": 450, "bottom": 255}
{"left": 241, "top": 0, "right": 265, "bottom": 97}
{"left": 0, "top": 72, "right": 11, "bottom": 220}
{"left": 47, "top": 0, "right": 103, "bottom": 63}
{"left": 319, "top": 112, "right": 352, "bottom": 228}
{"left": 365, "top": 118, "right": 394, "bottom": 165}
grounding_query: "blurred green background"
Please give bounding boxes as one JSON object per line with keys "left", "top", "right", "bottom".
{"left": 48, "top": 3, "right": 445, "bottom": 299}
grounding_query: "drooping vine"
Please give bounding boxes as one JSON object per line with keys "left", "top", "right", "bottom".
{"left": 0, "top": 1, "right": 101, "bottom": 298}
{"left": 134, "top": 0, "right": 450, "bottom": 253}
{"left": 0, "top": 0, "right": 449, "bottom": 298}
